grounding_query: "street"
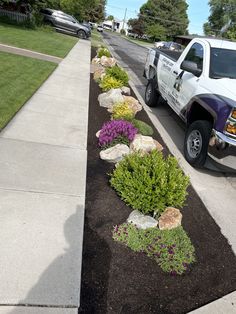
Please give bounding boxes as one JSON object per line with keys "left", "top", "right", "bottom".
{"left": 103, "top": 31, "right": 236, "bottom": 253}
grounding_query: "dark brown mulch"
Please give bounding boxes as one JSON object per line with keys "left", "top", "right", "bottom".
{"left": 78, "top": 49, "right": 236, "bottom": 314}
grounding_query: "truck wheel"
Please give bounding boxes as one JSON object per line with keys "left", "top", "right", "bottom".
{"left": 77, "top": 30, "right": 86, "bottom": 39}
{"left": 145, "top": 79, "right": 159, "bottom": 107}
{"left": 184, "top": 120, "right": 212, "bottom": 167}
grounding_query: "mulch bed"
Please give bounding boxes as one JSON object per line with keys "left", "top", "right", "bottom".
{"left": 78, "top": 48, "right": 236, "bottom": 314}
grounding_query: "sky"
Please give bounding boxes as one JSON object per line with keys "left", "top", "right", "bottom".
{"left": 105, "top": 0, "right": 210, "bottom": 35}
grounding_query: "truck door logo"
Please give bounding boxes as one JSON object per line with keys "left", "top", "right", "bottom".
{"left": 174, "top": 71, "right": 184, "bottom": 92}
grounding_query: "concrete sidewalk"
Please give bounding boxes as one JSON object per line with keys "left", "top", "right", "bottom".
{"left": 0, "top": 39, "right": 90, "bottom": 313}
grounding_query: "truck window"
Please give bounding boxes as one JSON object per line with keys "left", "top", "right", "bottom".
{"left": 210, "top": 48, "right": 236, "bottom": 79}
{"left": 184, "top": 43, "right": 204, "bottom": 71}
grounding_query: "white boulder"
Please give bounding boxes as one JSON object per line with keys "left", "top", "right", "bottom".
{"left": 98, "top": 88, "right": 124, "bottom": 108}
{"left": 121, "top": 86, "right": 131, "bottom": 95}
{"left": 100, "top": 144, "right": 130, "bottom": 163}
{"left": 130, "top": 134, "right": 163, "bottom": 153}
{"left": 100, "top": 56, "right": 117, "bottom": 67}
{"left": 127, "top": 210, "right": 158, "bottom": 229}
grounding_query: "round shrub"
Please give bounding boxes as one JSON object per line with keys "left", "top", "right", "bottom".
{"left": 112, "top": 102, "right": 135, "bottom": 121}
{"left": 106, "top": 66, "right": 129, "bottom": 86}
{"left": 97, "top": 47, "right": 111, "bottom": 58}
{"left": 120, "top": 29, "right": 126, "bottom": 35}
{"left": 99, "top": 120, "right": 138, "bottom": 148}
{"left": 110, "top": 150, "right": 190, "bottom": 216}
{"left": 132, "top": 119, "right": 154, "bottom": 136}
{"left": 99, "top": 75, "right": 123, "bottom": 91}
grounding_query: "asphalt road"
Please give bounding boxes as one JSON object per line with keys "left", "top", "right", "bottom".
{"left": 102, "top": 31, "right": 236, "bottom": 253}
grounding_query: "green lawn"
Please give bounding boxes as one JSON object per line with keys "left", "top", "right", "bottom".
{"left": 0, "top": 51, "right": 56, "bottom": 130}
{"left": 0, "top": 23, "right": 78, "bottom": 57}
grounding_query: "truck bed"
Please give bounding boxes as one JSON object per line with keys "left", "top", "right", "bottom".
{"left": 154, "top": 48, "right": 182, "bottom": 62}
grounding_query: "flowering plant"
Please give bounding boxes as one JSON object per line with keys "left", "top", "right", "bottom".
{"left": 111, "top": 102, "right": 135, "bottom": 121}
{"left": 98, "top": 120, "right": 138, "bottom": 148}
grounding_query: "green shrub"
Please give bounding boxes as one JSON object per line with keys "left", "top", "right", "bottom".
{"left": 112, "top": 102, "right": 135, "bottom": 121}
{"left": 113, "top": 223, "right": 195, "bottom": 275}
{"left": 120, "top": 29, "right": 126, "bottom": 35}
{"left": 97, "top": 47, "right": 111, "bottom": 58}
{"left": 99, "top": 75, "right": 123, "bottom": 91}
{"left": 132, "top": 119, "right": 153, "bottom": 136}
{"left": 110, "top": 150, "right": 190, "bottom": 217}
{"left": 106, "top": 65, "right": 129, "bottom": 86}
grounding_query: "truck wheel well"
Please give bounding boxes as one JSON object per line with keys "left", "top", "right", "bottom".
{"left": 188, "top": 102, "right": 214, "bottom": 126}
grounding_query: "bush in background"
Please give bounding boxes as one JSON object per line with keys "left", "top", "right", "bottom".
{"left": 120, "top": 29, "right": 126, "bottom": 35}
{"left": 110, "top": 150, "right": 190, "bottom": 217}
{"left": 97, "top": 47, "right": 111, "bottom": 58}
{"left": 106, "top": 65, "right": 129, "bottom": 86}
{"left": 99, "top": 75, "right": 123, "bottom": 91}
{"left": 111, "top": 102, "right": 135, "bottom": 121}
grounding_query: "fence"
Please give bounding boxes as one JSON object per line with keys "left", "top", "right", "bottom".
{"left": 0, "top": 9, "right": 29, "bottom": 23}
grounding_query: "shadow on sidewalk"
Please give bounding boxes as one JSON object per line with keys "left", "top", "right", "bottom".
{"left": 8, "top": 205, "right": 84, "bottom": 313}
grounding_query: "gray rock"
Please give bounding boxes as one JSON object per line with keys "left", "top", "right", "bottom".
{"left": 98, "top": 89, "right": 124, "bottom": 108}
{"left": 127, "top": 210, "right": 158, "bottom": 229}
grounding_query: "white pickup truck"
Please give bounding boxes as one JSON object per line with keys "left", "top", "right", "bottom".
{"left": 144, "top": 38, "right": 236, "bottom": 171}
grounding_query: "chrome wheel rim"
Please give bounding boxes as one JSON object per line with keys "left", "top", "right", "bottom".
{"left": 187, "top": 130, "right": 203, "bottom": 158}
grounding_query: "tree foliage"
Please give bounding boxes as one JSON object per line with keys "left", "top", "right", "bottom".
{"left": 137, "top": 0, "right": 188, "bottom": 40}
{"left": 0, "top": 0, "right": 106, "bottom": 22}
{"left": 204, "top": 0, "right": 236, "bottom": 39}
{"left": 127, "top": 18, "right": 145, "bottom": 36}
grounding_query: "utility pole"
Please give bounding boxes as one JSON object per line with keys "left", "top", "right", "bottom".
{"left": 122, "top": 8, "right": 127, "bottom": 31}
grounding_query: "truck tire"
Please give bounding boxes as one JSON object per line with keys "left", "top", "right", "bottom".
{"left": 145, "top": 79, "right": 159, "bottom": 107}
{"left": 184, "top": 120, "right": 212, "bottom": 167}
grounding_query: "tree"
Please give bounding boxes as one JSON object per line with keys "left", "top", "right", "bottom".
{"left": 127, "top": 18, "right": 145, "bottom": 36}
{"left": 139, "top": 0, "right": 189, "bottom": 40}
{"left": 204, "top": 0, "right": 236, "bottom": 39}
{"left": 146, "top": 23, "right": 166, "bottom": 41}
{"left": 107, "top": 15, "right": 114, "bottom": 20}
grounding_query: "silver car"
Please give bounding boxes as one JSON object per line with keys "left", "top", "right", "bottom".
{"left": 40, "top": 8, "right": 91, "bottom": 39}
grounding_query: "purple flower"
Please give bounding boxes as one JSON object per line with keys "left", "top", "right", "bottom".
{"left": 98, "top": 120, "right": 138, "bottom": 147}
{"left": 168, "top": 249, "right": 174, "bottom": 255}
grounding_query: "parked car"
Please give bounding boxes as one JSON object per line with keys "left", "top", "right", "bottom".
{"left": 144, "top": 38, "right": 236, "bottom": 171}
{"left": 97, "top": 25, "right": 103, "bottom": 32}
{"left": 154, "top": 41, "right": 166, "bottom": 49}
{"left": 40, "top": 8, "right": 91, "bottom": 39}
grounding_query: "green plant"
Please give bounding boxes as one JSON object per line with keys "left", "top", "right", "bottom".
{"left": 99, "top": 75, "right": 123, "bottom": 91}
{"left": 112, "top": 102, "right": 135, "bottom": 121}
{"left": 110, "top": 150, "right": 190, "bottom": 216}
{"left": 113, "top": 223, "right": 195, "bottom": 275}
{"left": 97, "top": 47, "right": 111, "bottom": 58}
{"left": 120, "top": 29, "right": 126, "bottom": 35}
{"left": 106, "top": 65, "right": 129, "bottom": 86}
{"left": 132, "top": 119, "right": 153, "bottom": 136}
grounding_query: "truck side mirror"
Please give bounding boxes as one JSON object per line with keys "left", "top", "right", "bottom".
{"left": 180, "top": 60, "right": 202, "bottom": 77}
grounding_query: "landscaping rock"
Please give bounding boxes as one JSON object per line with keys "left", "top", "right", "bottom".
{"left": 130, "top": 134, "right": 163, "bottom": 153}
{"left": 121, "top": 86, "right": 131, "bottom": 95}
{"left": 100, "top": 56, "right": 117, "bottom": 67}
{"left": 96, "top": 130, "right": 101, "bottom": 138}
{"left": 91, "top": 57, "right": 100, "bottom": 65}
{"left": 98, "top": 88, "right": 124, "bottom": 108}
{"left": 100, "top": 144, "right": 130, "bottom": 163}
{"left": 123, "top": 96, "right": 142, "bottom": 114}
{"left": 93, "top": 67, "right": 105, "bottom": 81}
{"left": 127, "top": 210, "right": 158, "bottom": 229}
{"left": 158, "top": 207, "right": 182, "bottom": 230}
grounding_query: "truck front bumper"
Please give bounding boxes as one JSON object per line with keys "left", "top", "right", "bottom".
{"left": 208, "top": 130, "right": 236, "bottom": 172}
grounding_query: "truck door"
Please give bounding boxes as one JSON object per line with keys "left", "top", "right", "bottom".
{"left": 167, "top": 42, "right": 204, "bottom": 115}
